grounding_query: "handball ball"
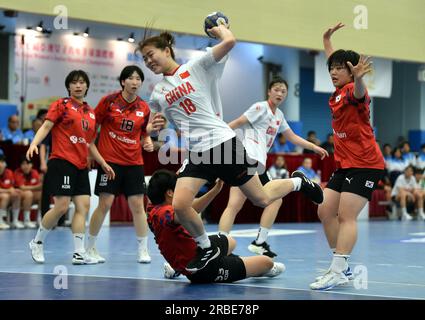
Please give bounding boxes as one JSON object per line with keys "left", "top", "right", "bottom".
{"left": 204, "top": 12, "right": 229, "bottom": 38}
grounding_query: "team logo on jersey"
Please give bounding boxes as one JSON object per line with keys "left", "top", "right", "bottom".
{"left": 109, "top": 132, "right": 117, "bottom": 139}
{"left": 3, "top": 179, "right": 11, "bottom": 185}
{"left": 136, "top": 111, "right": 144, "bottom": 117}
{"left": 266, "top": 126, "right": 277, "bottom": 135}
{"left": 335, "top": 94, "right": 342, "bottom": 102}
{"left": 114, "top": 108, "right": 122, "bottom": 113}
{"left": 81, "top": 119, "right": 89, "bottom": 131}
{"left": 30, "top": 178, "right": 37, "bottom": 184}
{"left": 89, "top": 113, "right": 95, "bottom": 119}
{"left": 70, "top": 136, "right": 78, "bottom": 144}
{"left": 179, "top": 71, "right": 190, "bottom": 79}
{"left": 71, "top": 106, "right": 78, "bottom": 111}
{"left": 365, "top": 180, "right": 374, "bottom": 188}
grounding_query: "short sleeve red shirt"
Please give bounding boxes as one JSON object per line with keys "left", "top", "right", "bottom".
{"left": 14, "top": 168, "right": 40, "bottom": 187}
{"left": 329, "top": 82, "right": 384, "bottom": 170}
{"left": 146, "top": 204, "right": 196, "bottom": 276}
{"left": 0, "top": 169, "right": 15, "bottom": 189}
{"left": 46, "top": 97, "right": 96, "bottom": 169}
{"left": 95, "top": 92, "right": 151, "bottom": 166}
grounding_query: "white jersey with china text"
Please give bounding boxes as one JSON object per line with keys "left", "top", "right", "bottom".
{"left": 149, "top": 50, "right": 234, "bottom": 152}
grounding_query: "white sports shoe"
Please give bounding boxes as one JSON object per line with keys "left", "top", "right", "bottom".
{"left": 11, "top": 221, "right": 25, "bottom": 229}
{"left": 316, "top": 266, "right": 354, "bottom": 281}
{"left": 310, "top": 270, "right": 349, "bottom": 290}
{"left": 164, "top": 262, "right": 181, "bottom": 279}
{"left": 24, "top": 221, "right": 37, "bottom": 229}
{"left": 72, "top": 252, "right": 98, "bottom": 265}
{"left": 0, "top": 221, "right": 10, "bottom": 230}
{"left": 263, "top": 262, "right": 286, "bottom": 277}
{"left": 138, "top": 247, "right": 151, "bottom": 263}
{"left": 87, "top": 247, "right": 105, "bottom": 263}
{"left": 417, "top": 212, "right": 425, "bottom": 221}
{"left": 29, "top": 239, "right": 45, "bottom": 263}
{"left": 402, "top": 212, "right": 413, "bottom": 221}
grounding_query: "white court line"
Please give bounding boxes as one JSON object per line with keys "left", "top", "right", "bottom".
{"left": 287, "top": 259, "right": 305, "bottom": 262}
{"left": 407, "top": 265, "right": 424, "bottom": 268}
{"left": 0, "top": 270, "right": 424, "bottom": 300}
{"left": 376, "top": 264, "right": 393, "bottom": 267}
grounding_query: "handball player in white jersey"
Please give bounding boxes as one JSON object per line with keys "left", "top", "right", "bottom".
{"left": 138, "top": 23, "right": 324, "bottom": 273}
{"left": 218, "top": 78, "right": 328, "bottom": 257}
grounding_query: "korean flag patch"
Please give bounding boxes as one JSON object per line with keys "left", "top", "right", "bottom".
{"left": 136, "top": 111, "right": 144, "bottom": 117}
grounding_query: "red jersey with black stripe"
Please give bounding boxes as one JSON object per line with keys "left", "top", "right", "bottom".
{"left": 0, "top": 169, "right": 15, "bottom": 189}
{"left": 329, "top": 82, "right": 384, "bottom": 170}
{"left": 95, "top": 92, "right": 150, "bottom": 166}
{"left": 14, "top": 168, "right": 40, "bottom": 187}
{"left": 147, "top": 203, "right": 196, "bottom": 276}
{"left": 46, "top": 97, "right": 96, "bottom": 170}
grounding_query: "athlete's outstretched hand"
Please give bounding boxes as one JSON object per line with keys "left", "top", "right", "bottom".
{"left": 151, "top": 113, "right": 165, "bottom": 132}
{"left": 212, "top": 179, "right": 224, "bottom": 193}
{"left": 323, "top": 22, "right": 345, "bottom": 40}
{"left": 313, "top": 145, "right": 329, "bottom": 160}
{"left": 26, "top": 144, "right": 38, "bottom": 160}
{"left": 143, "top": 138, "right": 154, "bottom": 152}
{"left": 101, "top": 162, "right": 115, "bottom": 180}
{"left": 347, "top": 55, "right": 373, "bottom": 80}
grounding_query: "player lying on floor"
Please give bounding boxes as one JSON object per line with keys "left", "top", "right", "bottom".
{"left": 146, "top": 169, "right": 285, "bottom": 283}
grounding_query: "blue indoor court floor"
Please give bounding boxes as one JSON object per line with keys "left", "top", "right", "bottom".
{"left": 0, "top": 221, "right": 424, "bottom": 300}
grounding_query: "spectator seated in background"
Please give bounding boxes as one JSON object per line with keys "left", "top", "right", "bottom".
{"left": 270, "top": 133, "right": 292, "bottom": 153}
{"left": 382, "top": 143, "right": 392, "bottom": 162}
{"left": 400, "top": 141, "right": 416, "bottom": 167}
{"left": 23, "top": 118, "right": 43, "bottom": 144}
{"left": 0, "top": 154, "right": 22, "bottom": 230}
{"left": 14, "top": 157, "right": 42, "bottom": 228}
{"left": 386, "top": 147, "right": 408, "bottom": 186}
{"left": 296, "top": 157, "right": 320, "bottom": 184}
{"left": 1, "top": 115, "right": 25, "bottom": 145}
{"left": 303, "top": 130, "right": 321, "bottom": 154}
{"left": 391, "top": 165, "right": 424, "bottom": 221}
{"left": 320, "top": 133, "right": 334, "bottom": 154}
{"left": 416, "top": 143, "right": 425, "bottom": 170}
{"left": 267, "top": 155, "right": 289, "bottom": 180}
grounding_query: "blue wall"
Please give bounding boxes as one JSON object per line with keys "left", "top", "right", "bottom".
{"left": 0, "top": 103, "right": 18, "bottom": 129}
{"left": 299, "top": 68, "right": 332, "bottom": 142}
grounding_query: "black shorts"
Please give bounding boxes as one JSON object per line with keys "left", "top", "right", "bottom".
{"left": 178, "top": 137, "right": 258, "bottom": 186}
{"left": 45, "top": 158, "right": 91, "bottom": 197}
{"left": 326, "top": 168, "right": 384, "bottom": 200}
{"left": 95, "top": 163, "right": 146, "bottom": 197}
{"left": 187, "top": 235, "right": 247, "bottom": 284}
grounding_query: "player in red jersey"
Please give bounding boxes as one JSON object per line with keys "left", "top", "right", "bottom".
{"left": 147, "top": 169, "right": 285, "bottom": 283}
{"left": 14, "top": 157, "right": 42, "bottom": 229}
{"left": 27, "top": 70, "right": 115, "bottom": 265}
{"left": 86, "top": 65, "right": 164, "bottom": 264}
{"left": 310, "top": 23, "right": 385, "bottom": 290}
{"left": 0, "top": 154, "right": 21, "bottom": 230}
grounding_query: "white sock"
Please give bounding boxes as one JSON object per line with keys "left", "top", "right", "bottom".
{"left": 34, "top": 223, "right": 50, "bottom": 243}
{"left": 218, "top": 230, "right": 229, "bottom": 236}
{"left": 195, "top": 233, "right": 211, "bottom": 249}
{"left": 331, "top": 248, "right": 336, "bottom": 254}
{"left": 290, "top": 177, "right": 302, "bottom": 191}
{"left": 0, "top": 209, "right": 6, "bottom": 221}
{"left": 330, "top": 254, "right": 349, "bottom": 273}
{"left": 402, "top": 207, "right": 407, "bottom": 215}
{"left": 137, "top": 236, "right": 148, "bottom": 250}
{"left": 73, "top": 233, "right": 85, "bottom": 254}
{"left": 24, "top": 210, "right": 31, "bottom": 222}
{"left": 12, "top": 209, "right": 20, "bottom": 223}
{"left": 419, "top": 208, "right": 424, "bottom": 216}
{"left": 87, "top": 234, "right": 97, "bottom": 250}
{"left": 255, "top": 226, "right": 269, "bottom": 244}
